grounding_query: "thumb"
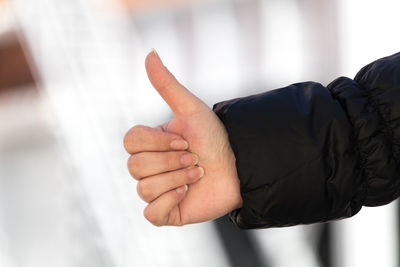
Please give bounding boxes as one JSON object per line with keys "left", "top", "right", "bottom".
{"left": 145, "top": 49, "right": 208, "bottom": 116}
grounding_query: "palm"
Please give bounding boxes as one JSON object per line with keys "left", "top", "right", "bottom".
{"left": 165, "top": 110, "right": 241, "bottom": 225}
{"left": 145, "top": 50, "right": 242, "bottom": 226}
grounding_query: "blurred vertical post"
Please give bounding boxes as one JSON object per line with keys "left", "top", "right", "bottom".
{"left": 297, "top": 0, "right": 340, "bottom": 82}
{"left": 297, "top": 2, "right": 340, "bottom": 267}
{"left": 232, "top": 0, "right": 263, "bottom": 87}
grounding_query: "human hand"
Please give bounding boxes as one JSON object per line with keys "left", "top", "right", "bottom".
{"left": 124, "top": 50, "right": 242, "bottom": 226}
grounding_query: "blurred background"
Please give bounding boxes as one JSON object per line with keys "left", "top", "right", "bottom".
{"left": 1, "top": 0, "right": 400, "bottom": 266}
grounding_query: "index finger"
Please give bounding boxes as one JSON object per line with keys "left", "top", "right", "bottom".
{"left": 124, "top": 125, "right": 188, "bottom": 154}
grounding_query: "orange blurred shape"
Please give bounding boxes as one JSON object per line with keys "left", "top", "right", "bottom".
{"left": 0, "top": 0, "right": 37, "bottom": 94}
{"left": 120, "top": 0, "right": 198, "bottom": 13}
{"left": 0, "top": 0, "right": 36, "bottom": 93}
{"left": 0, "top": 32, "right": 36, "bottom": 93}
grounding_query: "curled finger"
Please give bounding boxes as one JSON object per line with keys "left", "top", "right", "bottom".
{"left": 127, "top": 151, "right": 199, "bottom": 179}
{"left": 124, "top": 125, "right": 188, "bottom": 154}
{"left": 137, "top": 166, "right": 204, "bottom": 202}
{"left": 143, "top": 185, "right": 188, "bottom": 226}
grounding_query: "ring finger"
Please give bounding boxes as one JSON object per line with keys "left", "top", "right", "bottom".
{"left": 137, "top": 166, "right": 204, "bottom": 203}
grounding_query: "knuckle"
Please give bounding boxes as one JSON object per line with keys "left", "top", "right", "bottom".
{"left": 137, "top": 181, "right": 153, "bottom": 202}
{"left": 124, "top": 125, "right": 148, "bottom": 153}
{"left": 127, "top": 155, "right": 143, "bottom": 179}
{"left": 143, "top": 207, "right": 163, "bottom": 227}
{"left": 123, "top": 132, "right": 131, "bottom": 153}
{"left": 143, "top": 207, "right": 154, "bottom": 223}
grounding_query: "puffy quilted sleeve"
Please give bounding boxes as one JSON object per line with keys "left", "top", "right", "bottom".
{"left": 213, "top": 52, "right": 400, "bottom": 229}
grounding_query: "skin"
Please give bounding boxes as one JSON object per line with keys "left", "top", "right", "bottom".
{"left": 123, "top": 50, "right": 243, "bottom": 226}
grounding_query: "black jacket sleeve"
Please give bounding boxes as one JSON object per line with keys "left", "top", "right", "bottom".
{"left": 213, "top": 52, "right": 400, "bottom": 229}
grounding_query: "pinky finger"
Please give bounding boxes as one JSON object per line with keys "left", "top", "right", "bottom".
{"left": 143, "top": 185, "right": 188, "bottom": 226}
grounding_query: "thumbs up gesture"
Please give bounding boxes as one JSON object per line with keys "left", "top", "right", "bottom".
{"left": 124, "top": 50, "right": 243, "bottom": 226}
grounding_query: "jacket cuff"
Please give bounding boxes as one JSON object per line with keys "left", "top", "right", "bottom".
{"left": 213, "top": 83, "right": 359, "bottom": 229}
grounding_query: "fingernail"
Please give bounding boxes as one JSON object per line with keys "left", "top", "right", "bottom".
{"left": 170, "top": 140, "right": 188, "bottom": 150}
{"left": 193, "top": 154, "right": 199, "bottom": 165}
{"left": 188, "top": 167, "right": 204, "bottom": 180}
{"left": 150, "top": 48, "right": 158, "bottom": 56}
{"left": 150, "top": 48, "right": 163, "bottom": 63}
{"left": 176, "top": 185, "right": 188, "bottom": 195}
{"left": 181, "top": 153, "right": 198, "bottom": 167}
